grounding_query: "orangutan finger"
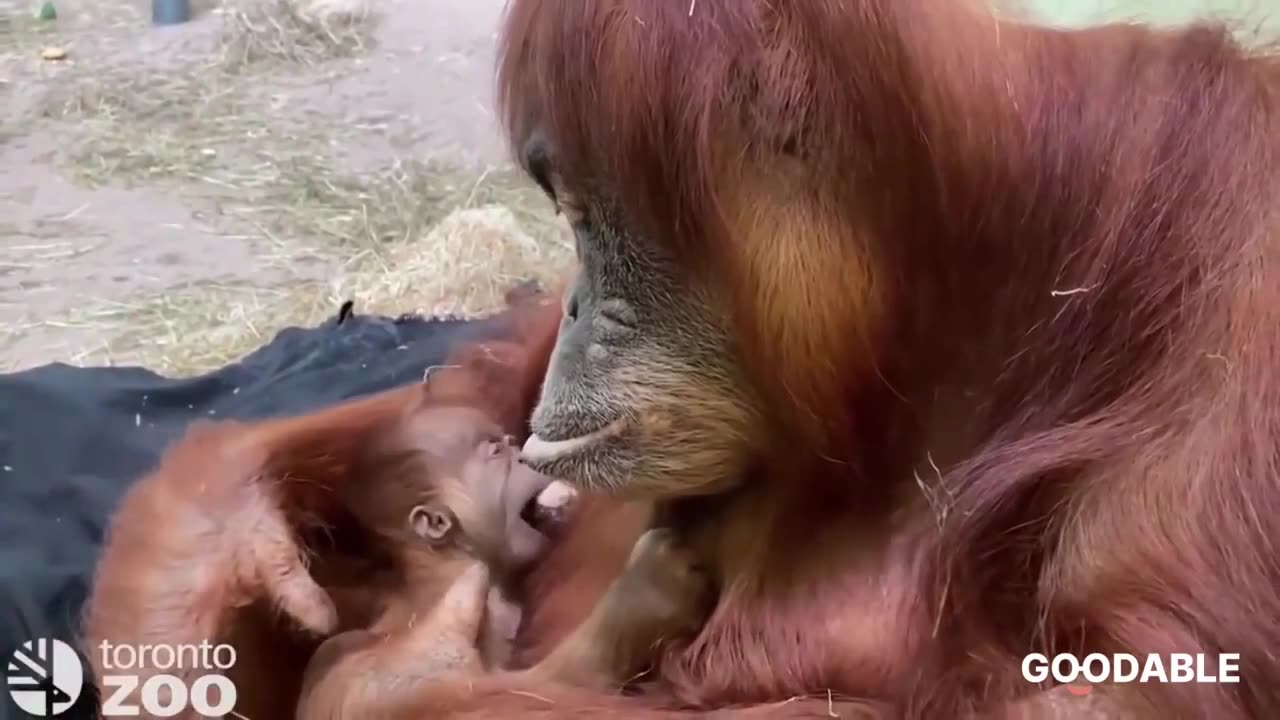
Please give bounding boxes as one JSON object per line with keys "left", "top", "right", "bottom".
{"left": 531, "top": 479, "right": 578, "bottom": 530}
{"left": 253, "top": 532, "right": 338, "bottom": 636}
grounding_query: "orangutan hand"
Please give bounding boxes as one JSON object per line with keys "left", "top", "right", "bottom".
{"left": 123, "top": 421, "right": 339, "bottom": 636}
{"left": 524, "top": 527, "right": 714, "bottom": 689}
{"left": 604, "top": 527, "right": 715, "bottom": 641}
{"left": 296, "top": 562, "right": 495, "bottom": 720}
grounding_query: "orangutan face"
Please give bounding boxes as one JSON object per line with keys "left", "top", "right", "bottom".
{"left": 516, "top": 138, "right": 764, "bottom": 500}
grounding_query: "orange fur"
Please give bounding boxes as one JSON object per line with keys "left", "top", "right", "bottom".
{"left": 82, "top": 3, "right": 1280, "bottom": 715}
{"left": 473, "top": 1, "right": 1280, "bottom": 718}
{"left": 79, "top": 289, "right": 625, "bottom": 718}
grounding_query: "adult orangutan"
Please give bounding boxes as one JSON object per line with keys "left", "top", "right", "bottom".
{"left": 423, "top": 0, "right": 1278, "bottom": 718}
{"left": 84, "top": 0, "right": 1280, "bottom": 717}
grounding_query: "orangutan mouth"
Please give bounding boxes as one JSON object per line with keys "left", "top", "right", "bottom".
{"left": 519, "top": 418, "right": 626, "bottom": 466}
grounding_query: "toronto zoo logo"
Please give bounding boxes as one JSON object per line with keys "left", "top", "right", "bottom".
{"left": 5, "top": 638, "right": 84, "bottom": 716}
{"left": 5, "top": 637, "right": 238, "bottom": 717}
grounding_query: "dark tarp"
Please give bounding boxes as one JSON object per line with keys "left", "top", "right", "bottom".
{"left": 0, "top": 305, "right": 508, "bottom": 719}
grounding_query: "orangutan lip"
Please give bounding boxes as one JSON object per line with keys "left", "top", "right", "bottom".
{"left": 520, "top": 418, "right": 624, "bottom": 465}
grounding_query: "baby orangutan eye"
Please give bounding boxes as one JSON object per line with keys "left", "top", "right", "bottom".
{"left": 409, "top": 504, "right": 455, "bottom": 543}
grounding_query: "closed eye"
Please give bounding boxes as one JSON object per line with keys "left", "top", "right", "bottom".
{"left": 522, "top": 134, "right": 559, "bottom": 208}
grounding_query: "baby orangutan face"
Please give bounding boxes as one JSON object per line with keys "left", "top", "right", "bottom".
{"left": 397, "top": 404, "right": 554, "bottom": 579}
{"left": 316, "top": 404, "right": 564, "bottom": 678}
{"left": 348, "top": 404, "right": 558, "bottom": 584}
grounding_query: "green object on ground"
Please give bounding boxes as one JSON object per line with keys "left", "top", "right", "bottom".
{"left": 36, "top": 2, "right": 56, "bottom": 21}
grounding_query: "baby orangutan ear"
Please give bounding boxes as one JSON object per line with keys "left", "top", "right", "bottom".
{"left": 409, "top": 504, "right": 455, "bottom": 544}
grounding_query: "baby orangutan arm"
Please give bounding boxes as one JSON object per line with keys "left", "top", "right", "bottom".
{"left": 297, "top": 562, "right": 492, "bottom": 720}
{"left": 82, "top": 421, "right": 340, "bottom": 718}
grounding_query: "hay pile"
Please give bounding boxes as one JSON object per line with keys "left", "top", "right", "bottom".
{"left": 1, "top": 0, "right": 573, "bottom": 376}
{"left": 220, "top": 0, "right": 373, "bottom": 71}
{"left": 36, "top": 204, "right": 570, "bottom": 373}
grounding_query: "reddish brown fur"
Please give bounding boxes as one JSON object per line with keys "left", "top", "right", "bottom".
{"left": 474, "top": 1, "right": 1280, "bottom": 718}
{"left": 510, "top": 495, "right": 650, "bottom": 667}
{"left": 80, "top": 289, "right": 625, "bottom": 719}
{"left": 418, "top": 283, "right": 563, "bottom": 437}
{"left": 82, "top": 3, "right": 1280, "bottom": 716}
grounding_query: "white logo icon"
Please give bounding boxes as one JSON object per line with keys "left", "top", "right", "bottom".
{"left": 6, "top": 638, "right": 85, "bottom": 716}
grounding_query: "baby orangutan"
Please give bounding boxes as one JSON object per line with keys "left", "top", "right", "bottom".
{"left": 83, "top": 282, "right": 718, "bottom": 719}
{"left": 298, "top": 404, "right": 715, "bottom": 719}
{"left": 85, "top": 385, "right": 712, "bottom": 720}
{"left": 297, "top": 404, "right": 552, "bottom": 719}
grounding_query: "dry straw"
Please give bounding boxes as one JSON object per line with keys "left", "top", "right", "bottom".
{"left": 219, "top": 0, "right": 373, "bottom": 71}
{"left": 11, "top": 204, "right": 570, "bottom": 374}
{"left": 2, "top": 0, "right": 572, "bottom": 376}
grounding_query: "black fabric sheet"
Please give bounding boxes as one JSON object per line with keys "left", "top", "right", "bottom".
{"left": 0, "top": 306, "right": 507, "bottom": 719}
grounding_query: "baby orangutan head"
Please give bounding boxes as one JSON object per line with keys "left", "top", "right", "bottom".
{"left": 344, "top": 404, "right": 557, "bottom": 585}
{"left": 296, "top": 403, "right": 566, "bottom": 716}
